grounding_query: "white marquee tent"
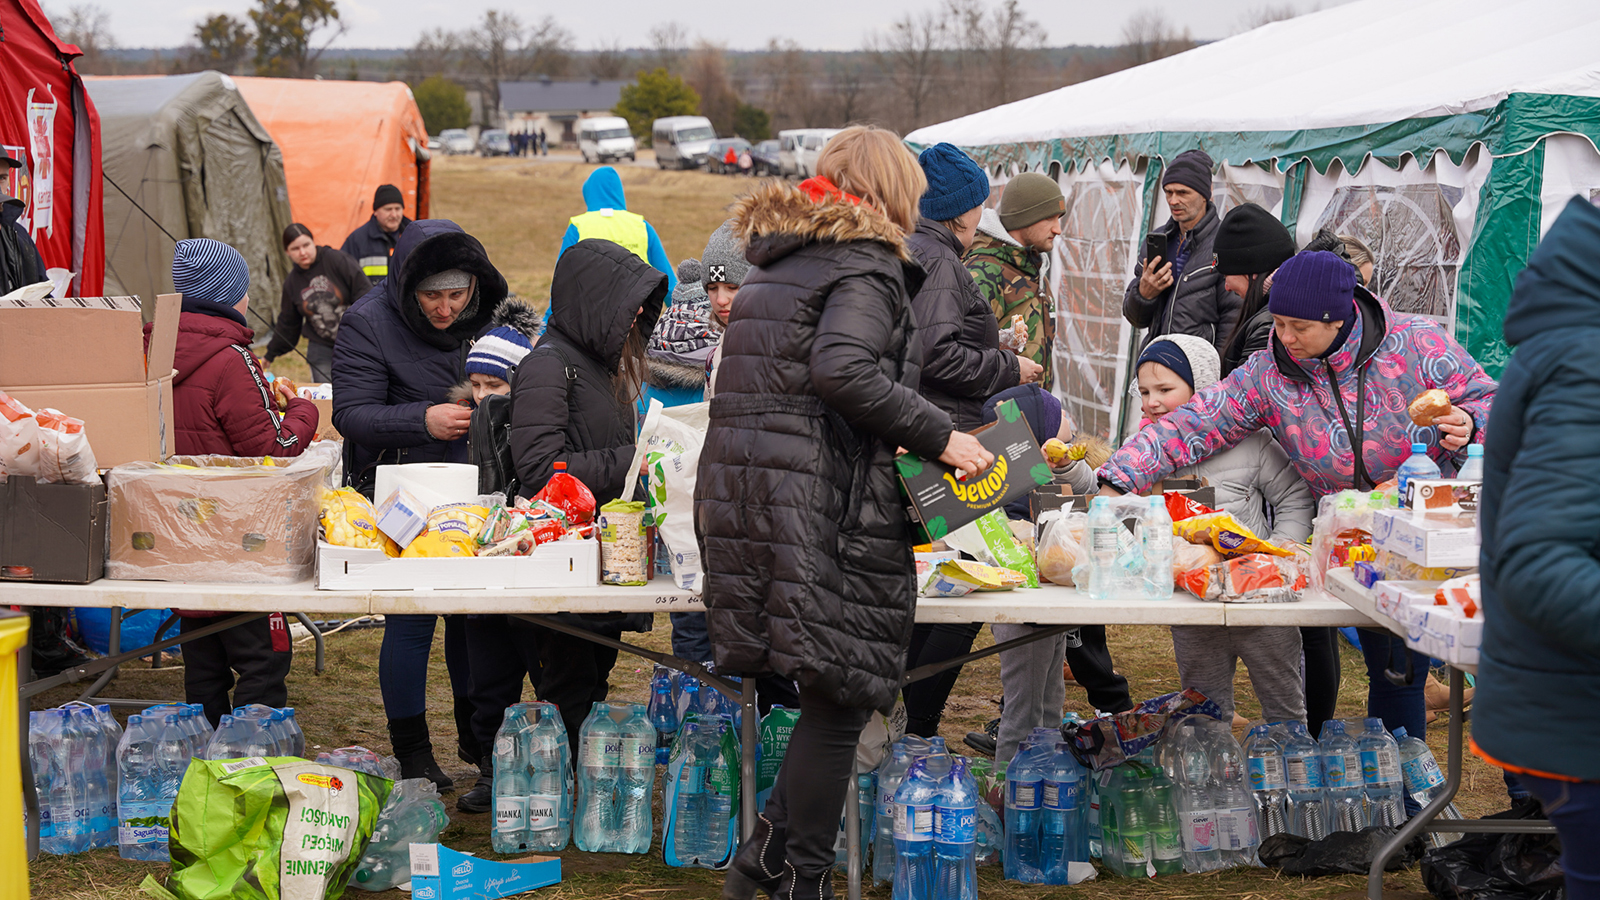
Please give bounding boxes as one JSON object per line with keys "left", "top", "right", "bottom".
{"left": 908, "top": 0, "right": 1600, "bottom": 438}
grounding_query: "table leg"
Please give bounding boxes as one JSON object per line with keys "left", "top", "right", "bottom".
{"left": 846, "top": 772, "right": 861, "bottom": 900}
{"left": 77, "top": 606, "right": 124, "bottom": 702}
{"left": 21, "top": 612, "right": 267, "bottom": 700}
{"left": 1367, "top": 668, "right": 1466, "bottom": 900}
{"left": 741, "top": 676, "right": 757, "bottom": 843}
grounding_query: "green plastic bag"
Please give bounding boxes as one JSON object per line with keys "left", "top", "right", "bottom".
{"left": 141, "top": 757, "right": 391, "bottom": 900}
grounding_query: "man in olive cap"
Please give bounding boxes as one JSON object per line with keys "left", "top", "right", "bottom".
{"left": 965, "top": 171, "right": 1064, "bottom": 391}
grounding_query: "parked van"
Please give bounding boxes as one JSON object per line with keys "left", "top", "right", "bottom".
{"left": 778, "top": 129, "right": 806, "bottom": 177}
{"left": 651, "top": 116, "right": 716, "bottom": 170}
{"left": 796, "top": 129, "right": 843, "bottom": 178}
{"left": 578, "top": 116, "right": 637, "bottom": 164}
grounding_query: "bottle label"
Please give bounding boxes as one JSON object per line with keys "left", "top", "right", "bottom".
{"left": 933, "top": 805, "right": 975, "bottom": 844}
{"left": 1286, "top": 755, "right": 1322, "bottom": 790}
{"left": 1401, "top": 754, "right": 1444, "bottom": 792}
{"left": 677, "top": 764, "right": 705, "bottom": 795}
{"left": 1215, "top": 807, "right": 1259, "bottom": 850}
{"left": 1121, "top": 833, "right": 1148, "bottom": 864}
{"left": 527, "top": 793, "right": 561, "bottom": 832}
{"left": 1042, "top": 779, "right": 1079, "bottom": 811}
{"left": 118, "top": 799, "right": 172, "bottom": 846}
{"left": 1181, "top": 810, "right": 1216, "bottom": 852}
{"left": 1322, "top": 752, "right": 1353, "bottom": 788}
{"left": 619, "top": 737, "right": 654, "bottom": 768}
{"left": 495, "top": 795, "right": 528, "bottom": 833}
{"left": 1154, "top": 831, "right": 1183, "bottom": 862}
{"left": 580, "top": 737, "right": 622, "bottom": 768}
{"left": 895, "top": 803, "right": 934, "bottom": 842}
{"left": 1091, "top": 525, "right": 1118, "bottom": 554}
{"left": 1248, "top": 756, "right": 1286, "bottom": 791}
{"left": 1007, "top": 779, "right": 1041, "bottom": 810}
{"left": 708, "top": 763, "right": 735, "bottom": 797}
{"left": 1359, "top": 749, "right": 1401, "bottom": 785}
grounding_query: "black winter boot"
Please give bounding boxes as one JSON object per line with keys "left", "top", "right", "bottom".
{"left": 28, "top": 607, "right": 93, "bottom": 678}
{"left": 775, "top": 864, "right": 833, "bottom": 900}
{"left": 722, "top": 813, "right": 785, "bottom": 899}
{"left": 388, "top": 713, "right": 454, "bottom": 793}
{"left": 455, "top": 759, "right": 493, "bottom": 815}
{"left": 453, "top": 695, "right": 482, "bottom": 767}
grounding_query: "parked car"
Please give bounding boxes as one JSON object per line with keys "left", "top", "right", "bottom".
{"left": 426, "top": 136, "right": 442, "bottom": 153}
{"left": 478, "top": 129, "right": 511, "bottom": 157}
{"left": 440, "top": 129, "right": 473, "bottom": 155}
{"left": 651, "top": 115, "right": 716, "bottom": 170}
{"left": 751, "top": 139, "right": 781, "bottom": 176}
{"left": 578, "top": 116, "right": 638, "bottom": 163}
{"left": 706, "top": 138, "right": 752, "bottom": 174}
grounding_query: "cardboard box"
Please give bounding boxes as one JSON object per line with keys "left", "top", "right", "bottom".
{"left": 0, "top": 294, "right": 179, "bottom": 466}
{"left": 1406, "top": 479, "right": 1481, "bottom": 516}
{"left": 1370, "top": 507, "right": 1479, "bottom": 569}
{"left": 0, "top": 477, "right": 107, "bottom": 583}
{"left": 409, "top": 843, "right": 561, "bottom": 900}
{"left": 317, "top": 538, "right": 600, "bottom": 590}
{"left": 107, "top": 442, "right": 338, "bottom": 583}
{"left": 295, "top": 383, "right": 341, "bottom": 442}
{"left": 895, "top": 399, "right": 1048, "bottom": 541}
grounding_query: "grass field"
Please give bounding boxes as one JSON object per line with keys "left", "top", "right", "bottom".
{"left": 29, "top": 157, "right": 1502, "bottom": 899}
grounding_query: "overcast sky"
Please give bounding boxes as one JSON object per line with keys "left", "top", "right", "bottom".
{"left": 104, "top": 0, "right": 1358, "bottom": 51}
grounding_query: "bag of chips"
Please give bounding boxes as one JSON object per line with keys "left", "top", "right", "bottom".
{"left": 1173, "top": 510, "right": 1294, "bottom": 559}
{"left": 400, "top": 531, "right": 477, "bottom": 558}
{"left": 1176, "top": 552, "right": 1307, "bottom": 602}
{"left": 533, "top": 462, "right": 597, "bottom": 525}
{"left": 425, "top": 503, "right": 490, "bottom": 539}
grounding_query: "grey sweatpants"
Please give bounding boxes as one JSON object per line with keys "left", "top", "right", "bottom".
{"left": 994, "top": 623, "right": 1068, "bottom": 764}
{"left": 1169, "top": 624, "right": 1306, "bottom": 724}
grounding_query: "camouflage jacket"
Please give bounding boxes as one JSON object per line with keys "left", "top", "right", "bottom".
{"left": 964, "top": 209, "right": 1054, "bottom": 391}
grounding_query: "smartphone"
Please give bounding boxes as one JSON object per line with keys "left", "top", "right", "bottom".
{"left": 1144, "top": 232, "right": 1168, "bottom": 266}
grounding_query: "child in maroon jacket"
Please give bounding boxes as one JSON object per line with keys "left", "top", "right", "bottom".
{"left": 162, "top": 238, "right": 319, "bottom": 725}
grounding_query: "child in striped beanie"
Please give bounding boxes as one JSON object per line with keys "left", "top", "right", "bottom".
{"left": 460, "top": 299, "right": 540, "bottom": 404}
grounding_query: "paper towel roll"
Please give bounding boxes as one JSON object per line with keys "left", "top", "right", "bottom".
{"left": 375, "top": 463, "right": 479, "bottom": 510}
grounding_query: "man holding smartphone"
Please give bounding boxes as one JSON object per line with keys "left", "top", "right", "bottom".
{"left": 1122, "top": 149, "right": 1240, "bottom": 352}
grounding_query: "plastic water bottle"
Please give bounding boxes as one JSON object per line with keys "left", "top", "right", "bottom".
{"left": 1141, "top": 496, "right": 1174, "bottom": 600}
{"left": 29, "top": 713, "right": 59, "bottom": 851}
{"left": 1039, "top": 742, "right": 1087, "bottom": 883}
{"left": 186, "top": 704, "right": 215, "bottom": 751}
{"left": 527, "top": 703, "right": 572, "bottom": 852}
{"left": 116, "top": 715, "right": 162, "bottom": 860}
{"left": 354, "top": 784, "right": 450, "bottom": 891}
{"left": 1396, "top": 442, "right": 1442, "bottom": 503}
{"left": 1455, "top": 443, "right": 1483, "bottom": 481}
{"left": 281, "top": 709, "right": 307, "bottom": 757}
{"left": 702, "top": 719, "right": 735, "bottom": 864}
{"left": 72, "top": 707, "right": 117, "bottom": 850}
{"left": 1103, "top": 763, "right": 1152, "bottom": 878}
{"left": 1209, "top": 730, "right": 1261, "bottom": 866}
{"left": 649, "top": 666, "right": 680, "bottom": 765}
{"left": 1319, "top": 721, "right": 1367, "bottom": 832}
{"left": 1003, "top": 739, "right": 1049, "bottom": 882}
{"left": 617, "top": 703, "right": 657, "bottom": 854}
{"left": 1245, "top": 726, "right": 1289, "bottom": 838}
{"left": 874, "top": 743, "right": 915, "bottom": 885}
{"left": 933, "top": 758, "right": 978, "bottom": 900}
{"left": 1086, "top": 496, "right": 1119, "bottom": 600}
{"left": 1167, "top": 722, "right": 1220, "bottom": 873}
{"left": 154, "top": 714, "right": 192, "bottom": 800}
{"left": 492, "top": 705, "right": 534, "bottom": 853}
{"left": 1393, "top": 726, "right": 1464, "bottom": 847}
{"left": 892, "top": 759, "right": 938, "bottom": 900}
{"left": 1358, "top": 718, "right": 1406, "bottom": 827}
{"left": 575, "top": 703, "right": 623, "bottom": 852}
{"left": 1281, "top": 721, "right": 1328, "bottom": 839}
{"left": 671, "top": 720, "right": 710, "bottom": 862}
{"left": 203, "top": 715, "right": 253, "bottom": 760}
{"left": 1148, "top": 776, "right": 1183, "bottom": 876}
{"left": 1087, "top": 769, "right": 1103, "bottom": 859}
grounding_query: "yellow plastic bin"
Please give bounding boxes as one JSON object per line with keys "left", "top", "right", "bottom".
{"left": 0, "top": 609, "right": 28, "bottom": 899}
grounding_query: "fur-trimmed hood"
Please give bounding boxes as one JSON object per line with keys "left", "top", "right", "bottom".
{"left": 731, "top": 178, "right": 911, "bottom": 268}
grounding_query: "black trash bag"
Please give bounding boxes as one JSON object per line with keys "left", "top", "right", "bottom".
{"left": 1260, "top": 826, "right": 1427, "bottom": 876}
{"left": 1421, "top": 798, "right": 1563, "bottom": 900}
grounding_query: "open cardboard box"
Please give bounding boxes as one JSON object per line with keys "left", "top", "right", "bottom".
{"left": 1, "top": 294, "right": 179, "bottom": 466}
{"left": 409, "top": 843, "right": 561, "bottom": 900}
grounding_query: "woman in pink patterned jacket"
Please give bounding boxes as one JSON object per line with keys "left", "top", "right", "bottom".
{"left": 1098, "top": 249, "right": 1497, "bottom": 759}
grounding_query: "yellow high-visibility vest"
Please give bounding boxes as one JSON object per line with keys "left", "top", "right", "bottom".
{"left": 568, "top": 208, "right": 649, "bottom": 262}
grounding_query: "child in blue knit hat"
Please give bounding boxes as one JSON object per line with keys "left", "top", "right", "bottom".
{"left": 455, "top": 299, "right": 540, "bottom": 405}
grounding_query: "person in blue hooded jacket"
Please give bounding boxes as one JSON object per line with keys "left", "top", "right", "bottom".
{"left": 546, "top": 166, "right": 676, "bottom": 322}
{"left": 1475, "top": 196, "right": 1600, "bottom": 894}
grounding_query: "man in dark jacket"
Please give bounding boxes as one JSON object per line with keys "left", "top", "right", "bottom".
{"left": 1123, "top": 149, "right": 1240, "bottom": 351}
{"left": 907, "top": 143, "right": 1035, "bottom": 430}
{"left": 340, "top": 184, "right": 411, "bottom": 285}
{"left": 1475, "top": 196, "right": 1600, "bottom": 878}
{"left": 0, "top": 150, "right": 45, "bottom": 294}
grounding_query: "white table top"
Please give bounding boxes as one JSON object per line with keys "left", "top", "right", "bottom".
{"left": 2, "top": 576, "right": 1377, "bottom": 627}
{"left": 1324, "top": 567, "right": 1476, "bottom": 674}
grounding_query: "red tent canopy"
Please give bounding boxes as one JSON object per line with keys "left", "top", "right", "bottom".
{"left": 0, "top": 0, "right": 104, "bottom": 296}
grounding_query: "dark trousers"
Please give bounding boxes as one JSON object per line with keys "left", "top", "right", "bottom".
{"left": 465, "top": 614, "right": 618, "bottom": 763}
{"left": 1359, "top": 629, "right": 1428, "bottom": 740}
{"left": 378, "top": 614, "right": 472, "bottom": 720}
{"left": 1065, "top": 625, "right": 1134, "bottom": 714}
{"left": 1518, "top": 774, "right": 1600, "bottom": 900}
{"left": 181, "top": 613, "right": 292, "bottom": 728}
{"left": 1302, "top": 626, "right": 1342, "bottom": 738}
{"left": 761, "top": 686, "right": 873, "bottom": 877}
{"left": 903, "top": 622, "right": 983, "bottom": 736}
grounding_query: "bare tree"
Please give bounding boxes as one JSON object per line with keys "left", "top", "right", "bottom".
{"left": 946, "top": 0, "right": 1046, "bottom": 107}
{"left": 405, "top": 27, "right": 460, "bottom": 82}
{"left": 525, "top": 16, "right": 574, "bottom": 78}
{"left": 588, "top": 39, "right": 630, "bottom": 80}
{"left": 685, "top": 42, "right": 739, "bottom": 136}
{"left": 459, "top": 11, "right": 573, "bottom": 117}
{"left": 1121, "top": 8, "right": 1195, "bottom": 67}
{"left": 54, "top": 4, "right": 116, "bottom": 73}
{"left": 868, "top": 10, "right": 946, "bottom": 132}
{"left": 828, "top": 60, "right": 870, "bottom": 125}
{"left": 647, "top": 22, "right": 690, "bottom": 75}
{"left": 1237, "top": 4, "right": 1301, "bottom": 33}
{"left": 763, "top": 39, "right": 826, "bottom": 129}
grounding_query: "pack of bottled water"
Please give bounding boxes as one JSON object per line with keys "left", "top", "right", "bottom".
{"left": 492, "top": 701, "right": 571, "bottom": 854}
{"left": 1159, "top": 716, "right": 1259, "bottom": 873}
{"left": 29, "top": 701, "right": 122, "bottom": 855}
{"left": 201, "top": 703, "right": 305, "bottom": 761}
{"left": 1084, "top": 495, "right": 1175, "bottom": 601}
{"left": 350, "top": 778, "right": 450, "bottom": 892}
{"left": 314, "top": 746, "right": 401, "bottom": 781}
{"left": 662, "top": 714, "right": 738, "bottom": 868}
{"left": 1004, "top": 730, "right": 1092, "bottom": 885}
{"left": 113, "top": 704, "right": 211, "bottom": 861}
{"left": 574, "top": 701, "right": 656, "bottom": 853}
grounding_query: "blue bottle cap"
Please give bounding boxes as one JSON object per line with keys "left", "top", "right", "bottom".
{"left": 1411, "top": 443, "right": 1427, "bottom": 453}
{"left": 1393, "top": 726, "right": 1408, "bottom": 740}
{"left": 1467, "top": 444, "right": 1483, "bottom": 457}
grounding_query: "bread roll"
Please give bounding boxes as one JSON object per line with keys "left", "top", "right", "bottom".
{"left": 1408, "top": 389, "right": 1451, "bottom": 426}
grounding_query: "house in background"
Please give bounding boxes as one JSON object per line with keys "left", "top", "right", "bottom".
{"left": 499, "top": 78, "right": 627, "bottom": 146}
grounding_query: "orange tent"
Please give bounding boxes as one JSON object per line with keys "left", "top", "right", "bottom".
{"left": 233, "top": 76, "right": 430, "bottom": 250}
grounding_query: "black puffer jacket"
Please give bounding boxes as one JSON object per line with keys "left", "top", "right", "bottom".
{"left": 695, "top": 180, "right": 954, "bottom": 712}
{"left": 1122, "top": 203, "right": 1240, "bottom": 351}
{"left": 906, "top": 218, "right": 1020, "bottom": 430}
{"left": 510, "top": 238, "right": 666, "bottom": 504}
{"left": 332, "top": 220, "right": 505, "bottom": 496}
